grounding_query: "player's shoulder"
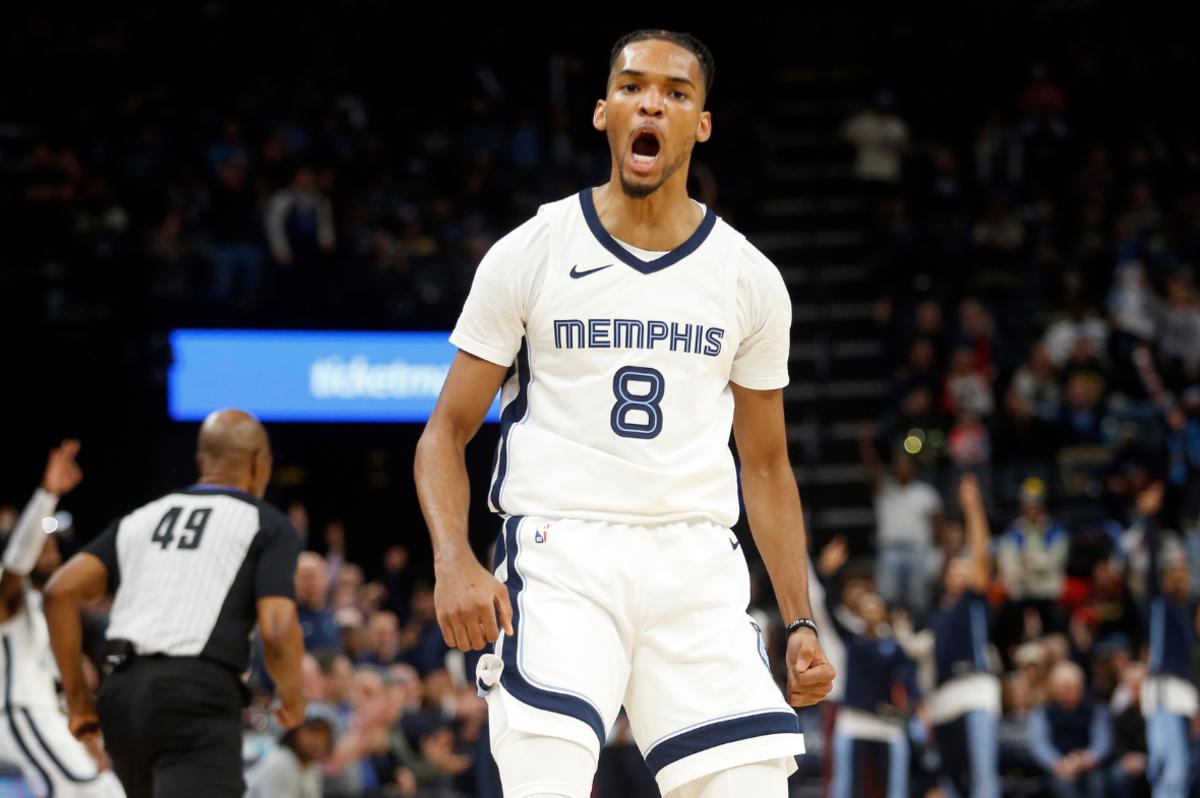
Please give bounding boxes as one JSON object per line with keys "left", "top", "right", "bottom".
{"left": 485, "top": 192, "right": 581, "bottom": 261}
{"left": 718, "top": 224, "right": 786, "bottom": 300}
{"left": 724, "top": 226, "right": 782, "bottom": 282}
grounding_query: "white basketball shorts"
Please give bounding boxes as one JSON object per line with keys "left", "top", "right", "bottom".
{"left": 474, "top": 515, "right": 804, "bottom": 795}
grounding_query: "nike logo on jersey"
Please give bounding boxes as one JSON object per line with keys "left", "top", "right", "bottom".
{"left": 569, "top": 263, "right": 614, "bottom": 279}
{"left": 730, "top": 538, "right": 740, "bottom": 550}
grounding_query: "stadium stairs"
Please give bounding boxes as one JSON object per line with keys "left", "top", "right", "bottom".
{"left": 748, "top": 66, "right": 882, "bottom": 550}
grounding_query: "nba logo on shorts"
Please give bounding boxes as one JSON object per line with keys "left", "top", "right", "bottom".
{"left": 535, "top": 523, "right": 551, "bottom": 544}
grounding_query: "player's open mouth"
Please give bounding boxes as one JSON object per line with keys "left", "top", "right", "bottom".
{"left": 628, "top": 127, "right": 661, "bottom": 175}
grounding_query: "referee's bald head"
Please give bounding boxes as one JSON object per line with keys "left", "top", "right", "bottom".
{"left": 196, "top": 409, "right": 273, "bottom": 497}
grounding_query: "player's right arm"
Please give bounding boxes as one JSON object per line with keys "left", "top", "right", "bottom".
{"left": 414, "top": 351, "right": 514, "bottom": 652}
{"left": 0, "top": 440, "right": 83, "bottom": 620}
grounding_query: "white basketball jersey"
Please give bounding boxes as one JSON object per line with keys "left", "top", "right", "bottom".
{"left": 450, "top": 189, "right": 792, "bottom": 528}
{"left": 0, "top": 581, "right": 61, "bottom": 711}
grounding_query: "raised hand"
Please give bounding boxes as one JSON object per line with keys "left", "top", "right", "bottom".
{"left": 817, "top": 536, "right": 849, "bottom": 577}
{"left": 42, "top": 439, "right": 83, "bottom": 497}
{"left": 957, "top": 472, "right": 984, "bottom": 514}
{"left": 1135, "top": 481, "right": 1165, "bottom": 518}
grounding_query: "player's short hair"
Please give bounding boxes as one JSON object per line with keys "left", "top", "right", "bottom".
{"left": 609, "top": 29, "right": 715, "bottom": 99}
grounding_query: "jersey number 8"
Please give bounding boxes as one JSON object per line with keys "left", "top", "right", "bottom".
{"left": 610, "top": 366, "right": 665, "bottom": 439}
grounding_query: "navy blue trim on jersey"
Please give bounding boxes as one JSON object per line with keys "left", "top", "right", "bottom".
{"left": 3, "top": 637, "right": 56, "bottom": 797}
{"left": 499, "top": 516, "right": 607, "bottom": 747}
{"left": 578, "top": 188, "right": 717, "bottom": 275}
{"left": 644, "top": 710, "right": 801, "bottom": 775}
{"left": 21, "top": 709, "right": 98, "bottom": 784}
{"left": 489, "top": 339, "right": 531, "bottom": 514}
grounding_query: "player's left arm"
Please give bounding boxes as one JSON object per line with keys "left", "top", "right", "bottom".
{"left": 732, "top": 383, "right": 835, "bottom": 707}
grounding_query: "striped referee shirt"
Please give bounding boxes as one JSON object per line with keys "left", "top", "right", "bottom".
{"left": 83, "top": 485, "right": 299, "bottom": 673}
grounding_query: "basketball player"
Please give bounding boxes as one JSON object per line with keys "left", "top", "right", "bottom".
{"left": 414, "top": 29, "right": 835, "bottom": 798}
{"left": 927, "top": 475, "right": 1000, "bottom": 798}
{"left": 0, "top": 440, "right": 124, "bottom": 797}
{"left": 815, "top": 536, "right": 921, "bottom": 798}
{"left": 1134, "top": 482, "right": 1198, "bottom": 798}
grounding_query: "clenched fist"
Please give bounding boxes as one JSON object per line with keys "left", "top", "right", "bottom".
{"left": 786, "top": 628, "right": 835, "bottom": 707}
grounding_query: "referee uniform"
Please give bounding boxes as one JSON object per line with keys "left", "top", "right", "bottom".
{"left": 81, "top": 484, "right": 299, "bottom": 797}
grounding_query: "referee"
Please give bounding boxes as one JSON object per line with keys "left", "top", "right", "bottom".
{"left": 43, "top": 409, "right": 307, "bottom": 798}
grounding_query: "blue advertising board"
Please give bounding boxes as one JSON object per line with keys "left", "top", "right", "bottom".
{"left": 168, "top": 329, "right": 500, "bottom": 422}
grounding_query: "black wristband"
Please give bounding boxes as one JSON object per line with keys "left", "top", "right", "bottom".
{"left": 785, "top": 618, "right": 820, "bottom": 639}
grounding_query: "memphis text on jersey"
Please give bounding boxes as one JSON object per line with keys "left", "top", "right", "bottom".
{"left": 552, "top": 318, "right": 725, "bottom": 357}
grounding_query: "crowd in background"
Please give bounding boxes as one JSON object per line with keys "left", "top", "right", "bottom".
{"left": 3, "top": 3, "right": 1200, "bottom": 798}
{"left": 1, "top": 7, "right": 753, "bottom": 335}
{"left": 833, "top": 14, "right": 1200, "bottom": 797}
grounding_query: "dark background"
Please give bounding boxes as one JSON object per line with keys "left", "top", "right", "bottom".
{"left": 2, "top": 0, "right": 1198, "bottom": 573}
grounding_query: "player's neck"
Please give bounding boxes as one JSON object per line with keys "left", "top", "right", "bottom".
{"left": 592, "top": 175, "right": 702, "bottom": 252}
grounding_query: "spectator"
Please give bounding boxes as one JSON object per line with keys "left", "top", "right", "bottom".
{"left": 392, "top": 712, "right": 472, "bottom": 798}
{"left": 245, "top": 704, "right": 337, "bottom": 798}
{"left": 878, "top": 386, "right": 950, "bottom": 469}
{"left": 975, "top": 110, "right": 1021, "bottom": 188}
{"left": 1010, "top": 344, "right": 1062, "bottom": 423}
{"left": 1056, "top": 372, "right": 1109, "bottom": 447}
{"left": 971, "top": 196, "right": 1026, "bottom": 257}
{"left": 399, "top": 583, "right": 450, "bottom": 676}
{"left": 947, "top": 411, "right": 992, "bottom": 473}
{"left": 956, "top": 299, "right": 1002, "bottom": 375}
{"left": 287, "top": 500, "right": 310, "bottom": 547}
{"left": 842, "top": 91, "right": 910, "bottom": 187}
{"left": 895, "top": 336, "right": 942, "bottom": 399}
{"left": 336, "top": 606, "right": 368, "bottom": 660}
{"left": 361, "top": 609, "right": 404, "bottom": 667}
{"left": 296, "top": 551, "right": 342, "bottom": 653}
{"left": 1107, "top": 663, "right": 1149, "bottom": 798}
{"left": 927, "top": 475, "right": 1001, "bottom": 798}
{"left": 331, "top": 562, "right": 365, "bottom": 611}
{"left": 996, "top": 478, "right": 1069, "bottom": 630}
{"left": 0, "top": 504, "right": 16, "bottom": 537}
{"left": 859, "top": 424, "right": 945, "bottom": 615}
{"left": 1042, "top": 308, "right": 1110, "bottom": 370}
{"left": 1132, "top": 483, "right": 1199, "bottom": 798}
{"left": 817, "top": 536, "right": 923, "bottom": 798}
{"left": 1159, "top": 269, "right": 1200, "bottom": 379}
{"left": 345, "top": 666, "right": 394, "bottom": 792}
{"left": 1027, "top": 661, "right": 1113, "bottom": 798}
{"left": 1014, "top": 64, "right": 1071, "bottom": 192}
{"left": 324, "top": 519, "right": 349, "bottom": 592}
{"left": 203, "top": 157, "right": 264, "bottom": 309}
{"left": 264, "top": 165, "right": 336, "bottom": 266}
{"left": 943, "top": 347, "right": 996, "bottom": 418}
{"left": 999, "top": 671, "right": 1040, "bottom": 780}
{"left": 383, "top": 544, "right": 414, "bottom": 623}
{"left": 1109, "top": 261, "right": 1160, "bottom": 346}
